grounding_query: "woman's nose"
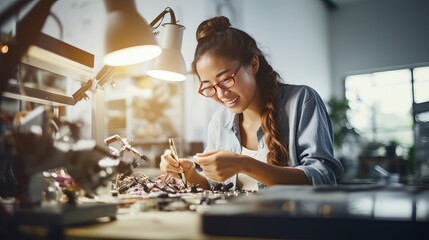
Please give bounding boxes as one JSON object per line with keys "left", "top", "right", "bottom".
{"left": 215, "top": 86, "right": 229, "bottom": 98}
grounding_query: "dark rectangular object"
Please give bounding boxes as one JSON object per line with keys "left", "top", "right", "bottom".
{"left": 34, "top": 33, "right": 94, "bottom": 68}
{"left": 202, "top": 185, "right": 429, "bottom": 239}
{"left": 203, "top": 215, "right": 426, "bottom": 239}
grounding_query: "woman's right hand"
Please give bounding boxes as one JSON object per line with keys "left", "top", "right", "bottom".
{"left": 159, "top": 149, "right": 195, "bottom": 178}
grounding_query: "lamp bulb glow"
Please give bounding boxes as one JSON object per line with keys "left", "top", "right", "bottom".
{"left": 103, "top": 45, "right": 161, "bottom": 66}
{"left": 147, "top": 70, "right": 186, "bottom": 81}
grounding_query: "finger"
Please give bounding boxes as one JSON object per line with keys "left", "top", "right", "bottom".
{"left": 194, "top": 155, "right": 213, "bottom": 166}
{"left": 199, "top": 163, "right": 215, "bottom": 175}
{"left": 163, "top": 149, "right": 172, "bottom": 155}
{"left": 159, "top": 159, "right": 175, "bottom": 173}
{"left": 202, "top": 170, "right": 219, "bottom": 182}
{"left": 165, "top": 163, "right": 183, "bottom": 174}
{"left": 193, "top": 157, "right": 205, "bottom": 167}
{"left": 178, "top": 158, "right": 194, "bottom": 171}
{"left": 194, "top": 150, "right": 217, "bottom": 157}
{"left": 193, "top": 157, "right": 200, "bottom": 166}
{"left": 162, "top": 150, "right": 179, "bottom": 167}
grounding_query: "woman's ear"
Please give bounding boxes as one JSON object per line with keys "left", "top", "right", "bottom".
{"left": 250, "top": 55, "right": 259, "bottom": 75}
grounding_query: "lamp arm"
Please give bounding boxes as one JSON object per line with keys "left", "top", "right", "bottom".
{"left": 71, "top": 64, "right": 122, "bottom": 103}
{"left": 72, "top": 79, "right": 93, "bottom": 103}
{"left": 149, "top": 7, "right": 177, "bottom": 28}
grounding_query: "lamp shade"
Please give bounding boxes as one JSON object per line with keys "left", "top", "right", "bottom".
{"left": 103, "top": 0, "right": 161, "bottom": 66}
{"left": 147, "top": 23, "right": 186, "bottom": 81}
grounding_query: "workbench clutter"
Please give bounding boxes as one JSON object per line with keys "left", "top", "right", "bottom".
{"left": 1, "top": 107, "right": 134, "bottom": 222}
{"left": 105, "top": 135, "right": 256, "bottom": 212}
{"left": 0, "top": 111, "right": 255, "bottom": 239}
{"left": 0, "top": 0, "right": 191, "bottom": 238}
{"left": 110, "top": 172, "right": 256, "bottom": 213}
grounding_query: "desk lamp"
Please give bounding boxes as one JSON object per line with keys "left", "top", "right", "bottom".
{"left": 147, "top": 7, "right": 187, "bottom": 81}
{"left": 0, "top": 0, "right": 186, "bottom": 232}
{"left": 103, "top": 0, "right": 162, "bottom": 66}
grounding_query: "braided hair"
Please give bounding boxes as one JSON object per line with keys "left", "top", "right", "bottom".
{"left": 192, "top": 16, "right": 289, "bottom": 166}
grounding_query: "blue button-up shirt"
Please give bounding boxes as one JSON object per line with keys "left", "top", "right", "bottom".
{"left": 203, "top": 84, "right": 344, "bottom": 189}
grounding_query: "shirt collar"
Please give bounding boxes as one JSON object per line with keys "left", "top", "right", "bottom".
{"left": 223, "top": 111, "right": 240, "bottom": 133}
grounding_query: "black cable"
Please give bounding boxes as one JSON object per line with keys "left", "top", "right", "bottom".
{"left": 48, "top": 12, "right": 64, "bottom": 40}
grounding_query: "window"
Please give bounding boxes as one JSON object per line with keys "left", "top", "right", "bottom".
{"left": 413, "top": 67, "right": 429, "bottom": 122}
{"left": 344, "top": 66, "right": 429, "bottom": 148}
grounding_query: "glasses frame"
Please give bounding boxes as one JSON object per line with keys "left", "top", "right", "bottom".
{"left": 198, "top": 64, "right": 242, "bottom": 97}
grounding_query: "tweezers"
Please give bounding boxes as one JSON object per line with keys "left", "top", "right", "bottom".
{"left": 167, "top": 138, "right": 187, "bottom": 189}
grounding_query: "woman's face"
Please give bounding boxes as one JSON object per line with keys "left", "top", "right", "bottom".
{"left": 196, "top": 54, "right": 259, "bottom": 114}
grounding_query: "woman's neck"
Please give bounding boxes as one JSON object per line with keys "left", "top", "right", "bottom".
{"left": 241, "top": 108, "right": 260, "bottom": 128}
{"left": 243, "top": 88, "right": 262, "bottom": 122}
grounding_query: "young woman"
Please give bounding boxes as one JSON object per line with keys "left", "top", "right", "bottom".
{"left": 160, "top": 16, "right": 343, "bottom": 191}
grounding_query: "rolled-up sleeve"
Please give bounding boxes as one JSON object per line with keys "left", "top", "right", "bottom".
{"left": 290, "top": 87, "right": 344, "bottom": 185}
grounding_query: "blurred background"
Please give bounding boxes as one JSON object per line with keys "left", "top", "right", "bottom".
{"left": 1, "top": 0, "right": 429, "bottom": 184}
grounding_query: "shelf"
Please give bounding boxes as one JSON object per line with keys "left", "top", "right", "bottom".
{"left": 22, "top": 33, "right": 94, "bottom": 80}
{"left": 4, "top": 82, "right": 77, "bottom": 106}
{"left": 2, "top": 33, "right": 95, "bottom": 106}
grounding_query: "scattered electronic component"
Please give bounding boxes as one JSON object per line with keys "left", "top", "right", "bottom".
{"left": 102, "top": 134, "right": 257, "bottom": 213}
{"left": 112, "top": 171, "right": 257, "bottom": 213}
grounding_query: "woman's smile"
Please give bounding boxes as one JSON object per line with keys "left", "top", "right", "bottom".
{"left": 223, "top": 96, "right": 239, "bottom": 107}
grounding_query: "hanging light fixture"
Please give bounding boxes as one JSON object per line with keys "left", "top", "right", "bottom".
{"left": 146, "top": 23, "right": 186, "bottom": 81}
{"left": 103, "top": 0, "right": 162, "bottom": 66}
{"left": 146, "top": 8, "right": 187, "bottom": 81}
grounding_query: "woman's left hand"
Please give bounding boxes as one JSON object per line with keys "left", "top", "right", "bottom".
{"left": 193, "top": 150, "right": 243, "bottom": 182}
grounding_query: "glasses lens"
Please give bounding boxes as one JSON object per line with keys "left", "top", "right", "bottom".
{"left": 219, "top": 77, "right": 235, "bottom": 89}
{"left": 201, "top": 87, "right": 215, "bottom": 97}
{"left": 199, "top": 64, "right": 240, "bottom": 97}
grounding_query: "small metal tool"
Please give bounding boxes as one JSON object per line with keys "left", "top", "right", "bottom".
{"left": 168, "top": 138, "right": 187, "bottom": 189}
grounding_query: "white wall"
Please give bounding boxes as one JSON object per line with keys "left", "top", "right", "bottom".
{"left": 330, "top": 0, "right": 429, "bottom": 97}
{"left": 241, "top": 0, "right": 331, "bottom": 100}
{"left": 7, "top": 0, "right": 331, "bottom": 146}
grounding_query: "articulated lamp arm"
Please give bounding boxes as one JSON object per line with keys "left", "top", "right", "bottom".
{"left": 149, "top": 7, "right": 177, "bottom": 27}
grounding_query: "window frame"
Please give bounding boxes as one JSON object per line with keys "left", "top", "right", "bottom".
{"left": 343, "top": 64, "right": 429, "bottom": 147}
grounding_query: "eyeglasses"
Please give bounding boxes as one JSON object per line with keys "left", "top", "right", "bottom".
{"left": 198, "top": 64, "right": 242, "bottom": 97}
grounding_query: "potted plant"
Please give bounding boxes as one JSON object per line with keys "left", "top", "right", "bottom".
{"left": 327, "top": 97, "right": 359, "bottom": 150}
{"left": 385, "top": 140, "right": 399, "bottom": 158}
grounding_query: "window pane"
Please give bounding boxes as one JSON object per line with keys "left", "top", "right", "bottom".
{"left": 348, "top": 104, "right": 373, "bottom": 131}
{"left": 372, "top": 69, "right": 411, "bottom": 86}
{"left": 345, "top": 74, "right": 372, "bottom": 90}
{"left": 377, "top": 84, "right": 412, "bottom": 114}
{"left": 375, "top": 111, "right": 413, "bottom": 130}
{"left": 374, "top": 129, "right": 413, "bottom": 148}
{"left": 414, "top": 67, "right": 429, "bottom": 82}
{"left": 344, "top": 68, "right": 413, "bottom": 147}
{"left": 413, "top": 67, "right": 429, "bottom": 103}
{"left": 345, "top": 74, "right": 374, "bottom": 131}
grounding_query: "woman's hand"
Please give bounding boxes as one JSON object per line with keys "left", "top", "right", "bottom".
{"left": 193, "top": 150, "right": 243, "bottom": 182}
{"left": 159, "top": 149, "right": 194, "bottom": 178}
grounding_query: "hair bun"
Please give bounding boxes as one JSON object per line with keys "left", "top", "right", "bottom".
{"left": 196, "top": 16, "right": 231, "bottom": 42}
